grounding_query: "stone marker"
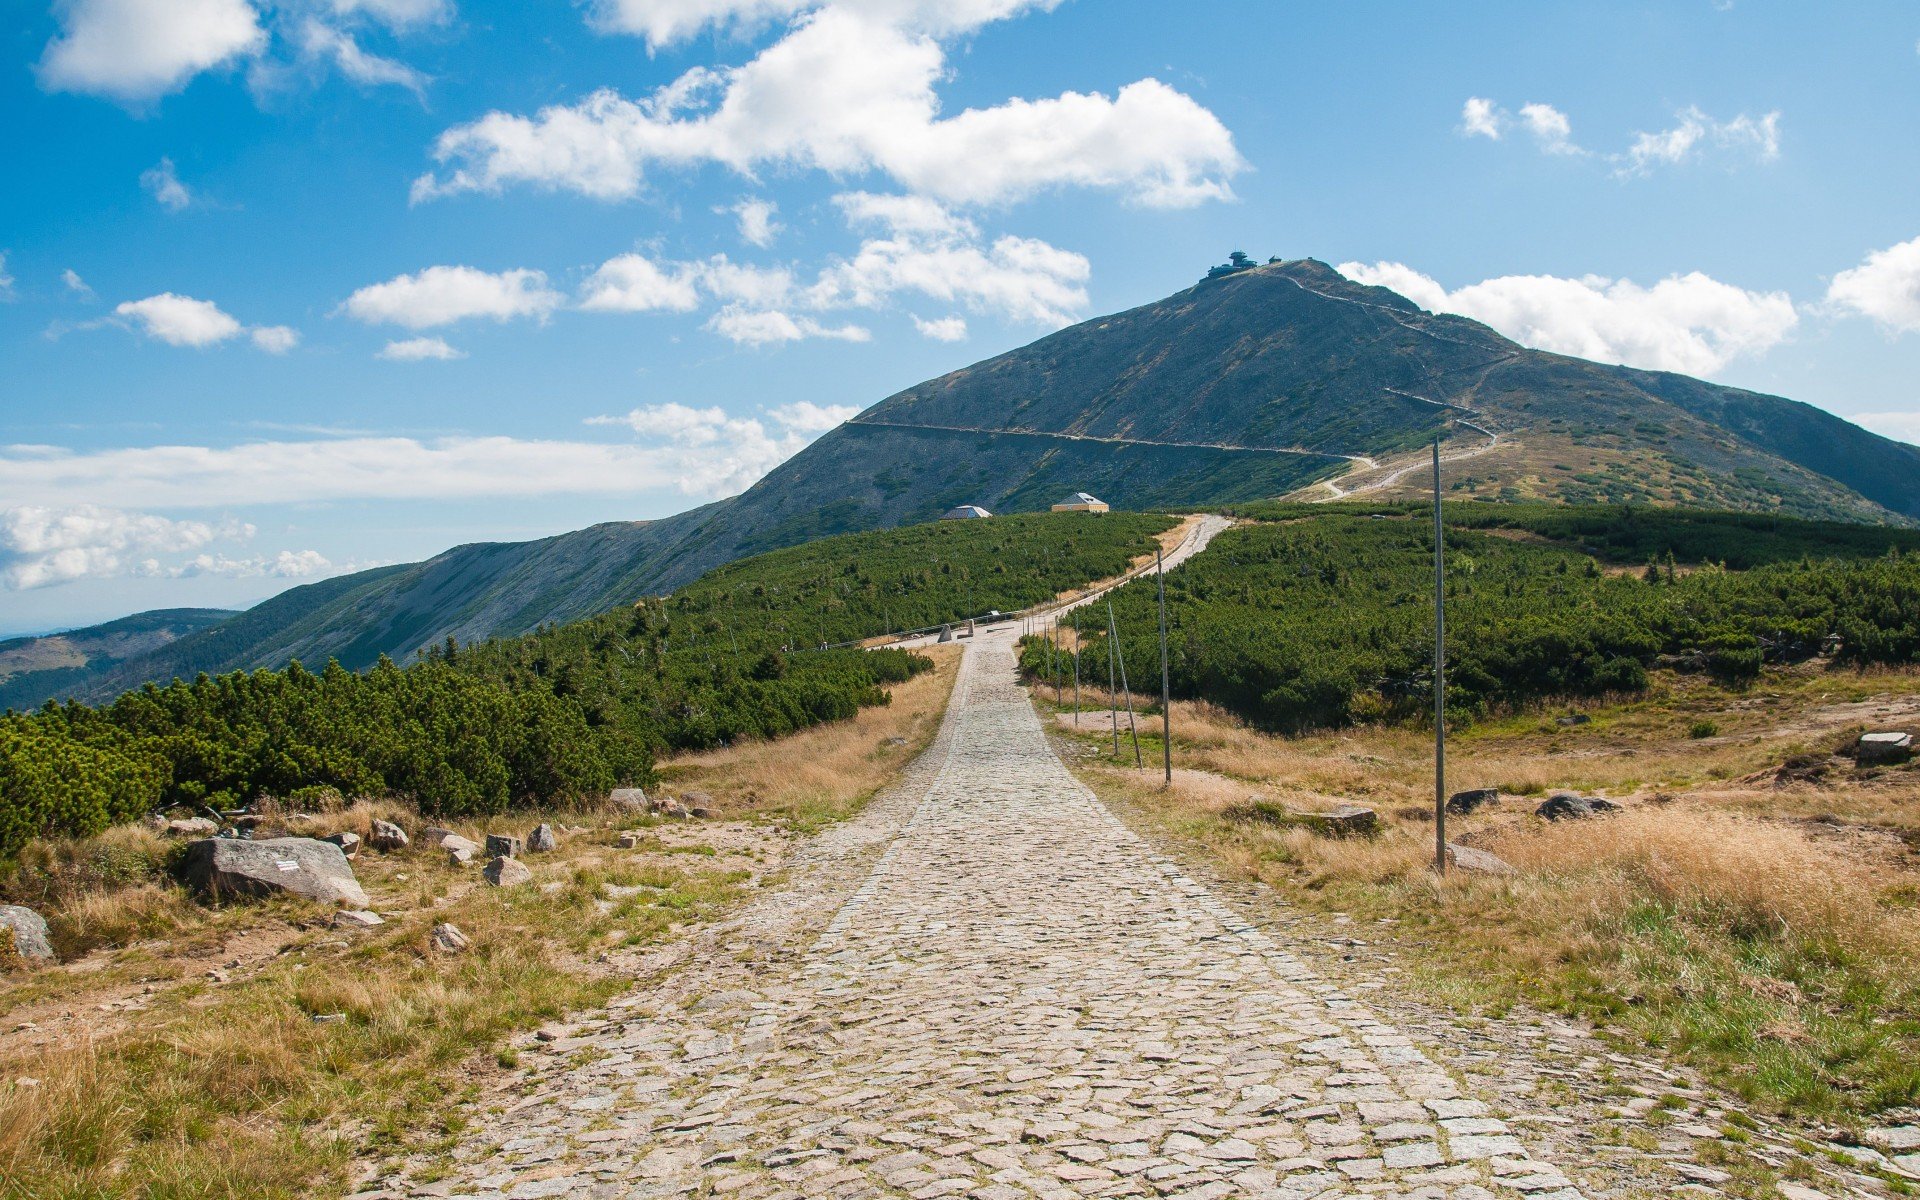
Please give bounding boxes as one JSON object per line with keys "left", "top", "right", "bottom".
{"left": 368, "top": 819, "right": 409, "bottom": 851}
{"left": 1445, "top": 843, "right": 1517, "bottom": 876}
{"left": 333, "top": 910, "right": 385, "bottom": 929}
{"left": 484, "top": 833, "right": 524, "bottom": 859}
{"left": 164, "top": 816, "right": 219, "bottom": 838}
{"left": 1856, "top": 731, "right": 1913, "bottom": 765}
{"left": 483, "top": 856, "right": 532, "bottom": 887}
{"left": 429, "top": 922, "right": 470, "bottom": 953}
{"left": 322, "top": 831, "right": 361, "bottom": 858}
{"left": 179, "top": 837, "right": 369, "bottom": 907}
{"left": 1, "top": 905, "right": 55, "bottom": 962}
{"left": 527, "top": 823, "right": 558, "bottom": 853}
{"left": 1445, "top": 787, "right": 1500, "bottom": 815}
{"left": 609, "top": 787, "right": 649, "bottom": 811}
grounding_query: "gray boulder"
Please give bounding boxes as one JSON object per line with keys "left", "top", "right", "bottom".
{"left": 164, "top": 816, "right": 219, "bottom": 838}
{"left": 1445, "top": 843, "right": 1517, "bottom": 876}
{"left": 1, "top": 905, "right": 55, "bottom": 962}
{"left": 1295, "top": 805, "right": 1378, "bottom": 838}
{"left": 483, "top": 856, "right": 532, "bottom": 887}
{"left": 609, "top": 787, "right": 649, "bottom": 811}
{"left": 527, "top": 823, "right": 557, "bottom": 853}
{"left": 447, "top": 845, "right": 475, "bottom": 866}
{"left": 322, "top": 831, "right": 361, "bottom": 858}
{"left": 1445, "top": 788, "right": 1501, "bottom": 815}
{"left": 332, "top": 909, "right": 384, "bottom": 929}
{"left": 179, "top": 837, "right": 369, "bottom": 907}
{"left": 1555, "top": 714, "right": 1591, "bottom": 727}
{"left": 368, "top": 819, "right": 409, "bottom": 851}
{"left": 422, "top": 827, "right": 480, "bottom": 856}
{"left": 430, "top": 922, "right": 470, "bottom": 953}
{"left": 1856, "top": 731, "right": 1914, "bottom": 765}
{"left": 484, "top": 833, "right": 524, "bottom": 859}
{"left": 1536, "top": 793, "right": 1592, "bottom": 821}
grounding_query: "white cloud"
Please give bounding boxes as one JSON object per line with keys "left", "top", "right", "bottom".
{"left": 728, "top": 197, "right": 781, "bottom": 247}
{"left": 587, "top": 0, "right": 1061, "bottom": 48}
{"left": 329, "top": 0, "right": 452, "bottom": 29}
{"left": 1518, "top": 103, "right": 1579, "bottom": 155}
{"left": 706, "top": 308, "right": 871, "bottom": 345}
{"left": 341, "top": 265, "right": 563, "bottom": 328}
{"left": 38, "top": 0, "right": 266, "bottom": 103}
{"left": 1845, "top": 411, "right": 1920, "bottom": 446}
{"left": 414, "top": 6, "right": 1240, "bottom": 209}
{"left": 1622, "top": 106, "right": 1780, "bottom": 175}
{"left": 141, "top": 157, "right": 193, "bottom": 210}
{"left": 113, "top": 292, "right": 297, "bottom": 351}
{"left": 584, "top": 399, "right": 854, "bottom": 494}
{"left": 0, "top": 253, "right": 13, "bottom": 301}
{"left": 1460, "top": 96, "right": 1502, "bottom": 140}
{"left": 578, "top": 254, "right": 705, "bottom": 313}
{"left": 912, "top": 314, "right": 966, "bottom": 341}
{"left": 0, "top": 504, "right": 249, "bottom": 590}
{"left": 115, "top": 293, "right": 244, "bottom": 346}
{"left": 62, "top": 269, "right": 95, "bottom": 298}
{"left": 250, "top": 324, "right": 299, "bottom": 353}
{"left": 296, "top": 18, "right": 428, "bottom": 96}
{"left": 167, "top": 548, "right": 335, "bottom": 579}
{"left": 1825, "top": 235, "right": 1920, "bottom": 335}
{"left": 379, "top": 335, "right": 466, "bottom": 360}
{"left": 1337, "top": 260, "right": 1798, "bottom": 377}
{"left": 767, "top": 400, "right": 857, "bottom": 433}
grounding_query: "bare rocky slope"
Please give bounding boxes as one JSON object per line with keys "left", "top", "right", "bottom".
{"left": 16, "top": 257, "right": 1920, "bottom": 709}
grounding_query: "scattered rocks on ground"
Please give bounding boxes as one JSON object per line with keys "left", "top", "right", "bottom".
{"left": 484, "top": 833, "right": 524, "bottom": 859}
{"left": 368, "top": 819, "right": 409, "bottom": 851}
{"left": 1855, "top": 730, "right": 1913, "bottom": 765}
{"left": 527, "top": 823, "right": 557, "bottom": 853}
{"left": 163, "top": 816, "right": 219, "bottom": 838}
{"left": 447, "top": 846, "right": 475, "bottom": 867}
{"left": 1446, "top": 787, "right": 1501, "bottom": 815}
{"left": 1445, "top": 842, "right": 1517, "bottom": 875}
{"left": 609, "top": 787, "right": 649, "bottom": 811}
{"left": 680, "top": 791, "right": 715, "bottom": 819}
{"left": 429, "top": 922, "right": 470, "bottom": 953}
{"left": 333, "top": 910, "right": 385, "bottom": 929}
{"left": 483, "top": 856, "right": 532, "bottom": 887}
{"left": 422, "top": 827, "right": 480, "bottom": 856}
{"left": 178, "top": 837, "right": 369, "bottom": 907}
{"left": 0, "top": 905, "right": 55, "bottom": 962}
{"left": 323, "top": 831, "right": 361, "bottom": 858}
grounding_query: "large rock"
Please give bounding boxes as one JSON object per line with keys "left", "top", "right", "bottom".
{"left": 609, "top": 787, "right": 649, "bottom": 811}
{"left": 322, "top": 831, "right": 361, "bottom": 858}
{"left": 1856, "top": 731, "right": 1914, "bottom": 765}
{"left": 422, "top": 827, "right": 480, "bottom": 856}
{"left": 1445, "top": 788, "right": 1500, "bottom": 815}
{"left": 1294, "top": 805, "right": 1378, "bottom": 838}
{"left": 484, "top": 833, "right": 524, "bottom": 859}
{"left": 1, "top": 905, "right": 54, "bottom": 962}
{"left": 164, "top": 816, "right": 219, "bottom": 838}
{"left": 368, "top": 819, "right": 409, "bottom": 851}
{"left": 483, "top": 856, "right": 532, "bottom": 887}
{"left": 179, "top": 837, "right": 369, "bottom": 907}
{"left": 1536, "top": 793, "right": 1592, "bottom": 821}
{"left": 1445, "top": 843, "right": 1516, "bottom": 876}
{"left": 680, "top": 790, "right": 715, "bottom": 818}
{"left": 527, "top": 823, "right": 557, "bottom": 853}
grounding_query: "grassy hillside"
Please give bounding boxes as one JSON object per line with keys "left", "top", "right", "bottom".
{"left": 0, "top": 609, "right": 237, "bottom": 712}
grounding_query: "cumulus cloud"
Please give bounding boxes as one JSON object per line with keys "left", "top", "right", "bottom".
{"left": 166, "top": 547, "right": 335, "bottom": 579}
{"left": 1825, "top": 235, "right": 1920, "bottom": 335}
{"left": 706, "top": 308, "right": 870, "bottom": 345}
{"left": 328, "top": 0, "right": 452, "bottom": 29}
{"left": 112, "top": 292, "right": 296, "bottom": 351}
{"left": 587, "top": 0, "right": 1063, "bottom": 45}
{"left": 413, "top": 6, "right": 1241, "bottom": 209}
{"left": 912, "top": 314, "right": 966, "bottom": 341}
{"left": 378, "top": 335, "right": 466, "bottom": 360}
{"left": 295, "top": 18, "right": 428, "bottom": 96}
{"left": 578, "top": 255, "right": 705, "bottom": 313}
{"left": 62, "top": 269, "right": 94, "bottom": 298}
{"left": 728, "top": 197, "right": 781, "bottom": 247}
{"left": 0, "top": 504, "right": 250, "bottom": 590}
{"left": 1337, "top": 260, "right": 1798, "bottom": 377}
{"left": 38, "top": 0, "right": 267, "bottom": 102}
{"left": 584, "top": 400, "right": 854, "bottom": 494}
{"left": 141, "top": 157, "right": 194, "bottom": 210}
{"left": 0, "top": 253, "right": 13, "bottom": 300}
{"left": 767, "top": 400, "right": 857, "bottom": 433}
{"left": 1462, "top": 97, "right": 1779, "bottom": 174}
{"left": 341, "top": 265, "right": 563, "bottom": 328}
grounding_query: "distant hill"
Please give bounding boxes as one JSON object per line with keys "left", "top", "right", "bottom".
{"left": 18, "top": 256, "right": 1920, "bottom": 710}
{"left": 0, "top": 609, "right": 237, "bottom": 711}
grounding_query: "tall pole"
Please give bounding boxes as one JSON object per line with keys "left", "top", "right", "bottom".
{"left": 1071, "top": 608, "right": 1081, "bottom": 725}
{"left": 1106, "top": 608, "right": 1120, "bottom": 758}
{"left": 1433, "top": 439, "right": 1448, "bottom": 876}
{"left": 1157, "top": 547, "right": 1172, "bottom": 786}
{"left": 1111, "top": 601, "right": 1142, "bottom": 768}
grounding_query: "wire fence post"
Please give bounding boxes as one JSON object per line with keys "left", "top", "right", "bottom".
{"left": 1433, "top": 439, "right": 1448, "bottom": 876}
{"left": 1110, "top": 600, "right": 1143, "bottom": 768}
{"left": 1106, "top": 606, "right": 1120, "bottom": 757}
{"left": 1071, "top": 608, "right": 1081, "bottom": 725}
{"left": 1157, "top": 547, "right": 1171, "bottom": 786}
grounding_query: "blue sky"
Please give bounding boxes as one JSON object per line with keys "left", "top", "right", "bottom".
{"left": 4, "top": 0, "right": 1919, "bottom": 634}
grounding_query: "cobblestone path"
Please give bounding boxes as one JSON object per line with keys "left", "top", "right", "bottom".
{"left": 420, "top": 632, "right": 1587, "bottom": 1200}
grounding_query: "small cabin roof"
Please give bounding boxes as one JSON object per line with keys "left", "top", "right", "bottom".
{"left": 1060, "top": 492, "right": 1103, "bottom": 504}
{"left": 941, "top": 504, "right": 992, "bottom": 519}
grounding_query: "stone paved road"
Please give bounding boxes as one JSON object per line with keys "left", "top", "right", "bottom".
{"left": 418, "top": 631, "right": 1586, "bottom": 1200}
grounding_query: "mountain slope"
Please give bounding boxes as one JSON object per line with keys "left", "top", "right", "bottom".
{"left": 0, "top": 609, "right": 237, "bottom": 711}
{"left": 18, "top": 256, "right": 1920, "bottom": 709}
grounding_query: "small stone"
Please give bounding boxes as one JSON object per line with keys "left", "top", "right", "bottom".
{"left": 484, "top": 834, "right": 524, "bottom": 859}
{"left": 617, "top": 831, "right": 644, "bottom": 849}
{"left": 312, "top": 1012, "right": 347, "bottom": 1024}
{"left": 1445, "top": 843, "right": 1516, "bottom": 876}
{"left": 423, "top": 828, "right": 481, "bottom": 856}
{"left": 1445, "top": 788, "right": 1500, "bottom": 815}
{"left": 1674, "top": 1164, "right": 1732, "bottom": 1184}
{"left": 323, "top": 831, "right": 361, "bottom": 858}
{"left": 369, "top": 819, "right": 410, "bottom": 851}
{"left": 1776, "top": 1184, "right": 1830, "bottom": 1200}
{"left": 447, "top": 846, "right": 474, "bottom": 866}
{"left": 1855, "top": 731, "right": 1913, "bottom": 765}
{"left": 164, "top": 816, "right": 219, "bottom": 837}
{"left": 333, "top": 910, "right": 385, "bottom": 929}
{"left": 527, "top": 823, "right": 557, "bottom": 853}
{"left": 429, "top": 923, "right": 470, "bottom": 953}
{"left": 483, "top": 856, "right": 532, "bottom": 887}
{"left": 1536, "top": 793, "right": 1597, "bottom": 821}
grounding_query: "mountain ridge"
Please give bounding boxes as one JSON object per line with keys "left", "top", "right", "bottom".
{"left": 11, "top": 257, "right": 1919, "bottom": 710}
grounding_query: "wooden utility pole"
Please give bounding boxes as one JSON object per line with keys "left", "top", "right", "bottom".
{"left": 1157, "top": 547, "right": 1172, "bottom": 786}
{"left": 1433, "top": 440, "right": 1448, "bottom": 876}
